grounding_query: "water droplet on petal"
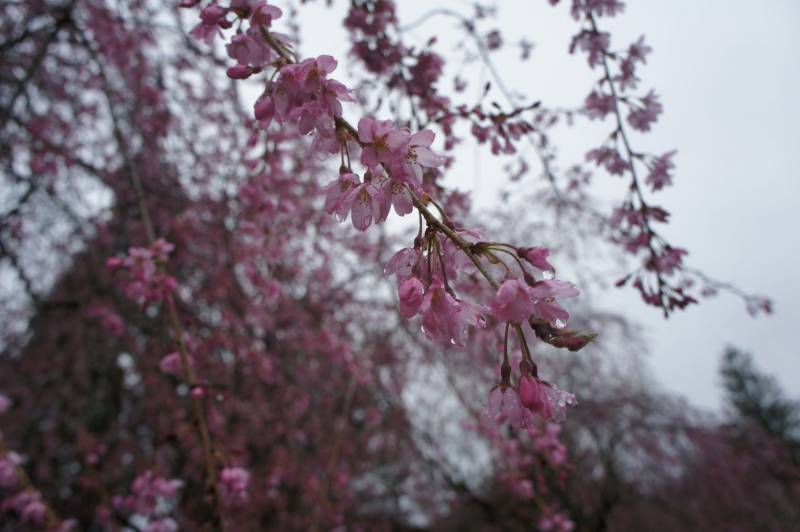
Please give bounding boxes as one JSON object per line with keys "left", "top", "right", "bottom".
{"left": 542, "top": 269, "right": 555, "bottom": 280}
{"left": 553, "top": 318, "right": 566, "bottom": 329}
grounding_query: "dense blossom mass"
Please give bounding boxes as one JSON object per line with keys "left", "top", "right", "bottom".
{"left": 0, "top": 0, "right": 779, "bottom": 530}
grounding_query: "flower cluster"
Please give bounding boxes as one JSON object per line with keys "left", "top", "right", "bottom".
{"left": 254, "top": 55, "right": 355, "bottom": 153}
{"left": 219, "top": 467, "right": 251, "bottom": 508}
{"left": 538, "top": 511, "right": 576, "bottom": 532}
{"left": 189, "top": 0, "right": 282, "bottom": 49}
{"left": 323, "top": 119, "right": 445, "bottom": 230}
{"left": 491, "top": 279, "right": 579, "bottom": 328}
{"left": 385, "top": 241, "right": 484, "bottom": 347}
{"left": 0, "top": 444, "right": 74, "bottom": 530}
{"left": 106, "top": 239, "right": 178, "bottom": 306}
{"left": 550, "top": 0, "right": 714, "bottom": 314}
{"left": 187, "top": 0, "right": 593, "bottom": 431}
{"left": 113, "top": 471, "right": 183, "bottom": 532}
{"left": 225, "top": 3, "right": 283, "bottom": 77}
{"left": 486, "top": 365, "right": 578, "bottom": 428}
{"left": 1, "top": 490, "right": 47, "bottom": 528}
{"left": 557, "top": 0, "right": 626, "bottom": 19}
{"left": 344, "top": 1, "right": 402, "bottom": 75}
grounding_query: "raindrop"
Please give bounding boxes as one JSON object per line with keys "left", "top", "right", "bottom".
{"left": 553, "top": 318, "right": 566, "bottom": 329}
{"left": 542, "top": 269, "right": 555, "bottom": 280}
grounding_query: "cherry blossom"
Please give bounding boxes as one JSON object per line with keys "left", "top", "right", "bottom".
{"left": 491, "top": 279, "right": 537, "bottom": 324}
{"left": 530, "top": 280, "right": 580, "bottom": 327}
{"left": 219, "top": 467, "right": 250, "bottom": 507}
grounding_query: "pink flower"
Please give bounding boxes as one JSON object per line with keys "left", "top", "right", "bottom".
{"left": 250, "top": 1, "right": 283, "bottom": 28}
{"left": 491, "top": 279, "right": 535, "bottom": 324}
{"left": 586, "top": 147, "right": 628, "bottom": 176}
{"left": 539, "top": 512, "right": 576, "bottom": 532}
{"left": 485, "top": 30, "right": 503, "bottom": 50}
{"left": 646, "top": 150, "right": 676, "bottom": 191}
{"left": 530, "top": 280, "right": 579, "bottom": 327}
{"left": 408, "top": 52, "right": 444, "bottom": 95}
{"left": 378, "top": 177, "right": 414, "bottom": 217}
{"left": 358, "top": 117, "right": 398, "bottom": 167}
{"left": 189, "top": 23, "right": 219, "bottom": 44}
{"left": 419, "top": 282, "right": 459, "bottom": 342}
{"left": 628, "top": 35, "right": 652, "bottom": 64}
{"left": 0, "top": 453, "right": 20, "bottom": 488}
{"left": 219, "top": 467, "right": 250, "bottom": 507}
{"left": 159, "top": 352, "right": 192, "bottom": 377}
{"left": 570, "top": 30, "right": 610, "bottom": 67}
{"left": 484, "top": 385, "right": 533, "bottom": 429}
{"left": 107, "top": 240, "right": 178, "bottom": 306}
{"left": 392, "top": 129, "right": 445, "bottom": 181}
{"left": 397, "top": 277, "right": 424, "bottom": 318}
{"left": 519, "top": 376, "right": 578, "bottom": 422}
{"left": 322, "top": 172, "right": 360, "bottom": 220}
{"left": 520, "top": 247, "right": 555, "bottom": 276}
{"left": 0, "top": 392, "right": 12, "bottom": 414}
{"left": 121, "top": 471, "right": 183, "bottom": 516}
{"left": 570, "top": 0, "right": 624, "bottom": 19}
{"left": 384, "top": 247, "right": 420, "bottom": 280}
{"left": 226, "top": 34, "right": 272, "bottom": 67}
{"left": 615, "top": 57, "right": 639, "bottom": 90}
{"left": 320, "top": 78, "right": 355, "bottom": 117}
{"left": 199, "top": 3, "right": 226, "bottom": 26}
{"left": 533, "top": 423, "right": 568, "bottom": 465}
{"left": 653, "top": 247, "right": 687, "bottom": 275}
{"left": 419, "top": 282, "right": 480, "bottom": 345}
{"left": 585, "top": 90, "right": 616, "bottom": 120}
{"left": 342, "top": 181, "right": 381, "bottom": 231}
{"left": 627, "top": 90, "right": 662, "bottom": 132}
{"left": 5, "top": 491, "right": 47, "bottom": 526}
{"left": 21, "top": 499, "right": 47, "bottom": 526}
{"left": 189, "top": 3, "right": 228, "bottom": 44}
{"left": 283, "top": 55, "right": 338, "bottom": 93}
{"left": 256, "top": 55, "right": 352, "bottom": 140}
{"left": 541, "top": 383, "right": 578, "bottom": 422}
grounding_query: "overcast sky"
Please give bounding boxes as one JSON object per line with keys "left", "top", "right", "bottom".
{"left": 294, "top": 0, "right": 800, "bottom": 410}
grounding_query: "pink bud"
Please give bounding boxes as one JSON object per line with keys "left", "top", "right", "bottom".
{"left": 254, "top": 95, "right": 275, "bottom": 127}
{"left": 518, "top": 375, "right": 545, "bottom": 412}
{"left": 227, "top": 65, "right": 254, "bottom": 79}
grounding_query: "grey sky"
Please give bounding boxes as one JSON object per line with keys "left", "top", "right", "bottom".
{"left": 292, "top": 0, "right": 800, "bottom": 410}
